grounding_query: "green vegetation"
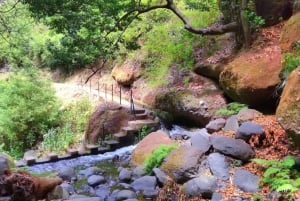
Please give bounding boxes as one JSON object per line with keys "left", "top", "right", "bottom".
{"left": 0, "top": 69, "right": 60, "bottom": 158}
{"left": 0, "top": 0, "right": 61, "bottom": 69}
{"left": 215, "top": 102, "right": 248, "bottom": 116}
{"left": 253, "top": 156, "right": 300, "bottom": 199}
{"left": 40, "top": 98, "right": 93, "bottom": 153}
{"left": 143, "top": 144, "right": 178, "bottom": 175}
{"left": 282, "top": 42, "right": 300, "bottom": 79}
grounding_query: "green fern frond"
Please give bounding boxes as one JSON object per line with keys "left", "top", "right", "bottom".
{"left": 281, "top": 156, "right": 296, "bottom": 168}
{"left": 276, "top": 183, "right": 297, "bottom": 192}
{"left": 264, "top": 167, "right": 280, "bottom": 178}
{"left": 293, "top": 178, "right": 300, "bottom": 187}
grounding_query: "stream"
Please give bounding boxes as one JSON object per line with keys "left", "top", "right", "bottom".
{"left": 28, "top": 125, "right": 200, "bottom": 174}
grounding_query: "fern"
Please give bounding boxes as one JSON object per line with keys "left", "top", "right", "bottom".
{"left": 253, "top": 156, "right": 300, "bottom": 197}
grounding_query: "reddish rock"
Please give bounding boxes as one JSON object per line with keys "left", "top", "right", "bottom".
{"left": 276, "top": 68, "right": 300, "bottom": 147}
{"left": 131, "top": 131, "right": 174, "bottom": 166}
{"left": 280, "top": 12, "right": 300, "bottom": 53}
{"left": 219, "top": 45, "right": 282, "bottom": 106}
{"left": 84, "top": 102, "right": 131, "bottom": 144}
{"left": 111, "top": 59, "right": 141, "bottom": 86}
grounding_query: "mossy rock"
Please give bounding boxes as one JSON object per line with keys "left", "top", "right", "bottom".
{"left": 154, "top": 87, "right": 226, "bottom": 127}
{"left": 161, "top": 145, "right": 204, "bottom": 184}
{"left": 0, "top": 152, "right": 15, "bottom": 169}
{"left": 276, "top": 68, "right": 300, "bottom": 147}
{"left": 219, "top": 45, "right": 282, "bottom": 107}
{"left": 131, "top": 131, "right": 174, "bottom": 166}
{"left": 280, "top": 12, "right": 300, "bottom": 53}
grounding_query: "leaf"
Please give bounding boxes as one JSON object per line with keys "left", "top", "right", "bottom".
{"left": 276, "top": 183, "right": 297, "bottom": 192}
{"left": 264, "top": 167, "right": 280, "bottom": 178}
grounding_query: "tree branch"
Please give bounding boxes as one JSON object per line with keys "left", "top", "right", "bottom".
{"left": 165, "top": 0, "right": 237, "bottom": 35}
{"left": 85, "top": 59, "right": 107, "bottom": 84}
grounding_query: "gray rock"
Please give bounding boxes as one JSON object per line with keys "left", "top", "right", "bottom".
{"left": 211, "top": 192, "right": 222, "bottom": 201}
{"left": 208, "top": 153, "right": 229, "bottom": 181}
{"left": 116, "top": 190, "right": 136, "bottom": 201}
{"left": 58, "top": 166, "right": 76, "bottom": 181}
{"left": 0, "top": 197, "right": 11, "bottom": 201}
{"left": 87, "top": 175, "right": 106, "bottom": 187}
{"left": 211, "top": 135, "right": 255, "bottom": 162}
{"left": 153, "top": 168, "right": 167, "bottom": 185}
{"left": 132, "top": 166, "right": 146, "bottom": 180}
{"left": 224, "top": 115, "right": 239, "bottom": 132}
{"left": 66, "top": 194, "right": 102, "bottom": 201}
{"left": 184, "top": 176, "right": 217, "bottom": 198}
{"left": 124, "top": 199, "right": 138, "bottom": 201}
{"left": 206, "top": 118, "right": 226, "bottom": 133}
{"left": 0, "top": 156, "right": 9, "bottom": 175}
{"left": 236, "top": 122, "right": 264, "bottom": 141}
{"left": 47, "top": 185, "right": 69, "bottom": 200}
{"left": 233, "top": 169, "right": 259, "bottom": 192}
{"left": 79, "top": 166, "right": 103, "bottom": 177}
{"left": 190, "top": 129, "right": 211, "bottom": 153}
{"left": 119, "top": 168, "right": 132, "bottom": 182}
{"left": 94, "top": 186, "right": 110, "bottom": 200}
{"left": 237, "top": 108, "right": 261, "bottom": 123}
{"left": 60, "top": 183, "right": 75, "bottom": 194}
{"left": 131, "top": 176, "right": 157, "bottom": 192}
{"left": 143, "top": 189, "right": 159, "bottom": 199}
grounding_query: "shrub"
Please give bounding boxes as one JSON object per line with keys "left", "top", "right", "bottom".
{"left": 143, "top": 144, "right": 178, "bottom": 175}
{"left": 0, "top": 69, "right": 61, "bottom": 158}
{"left": 252, "top": 156, "right": 300, "bottom": 198}
{"left": 39, "top": 97, "right": 93, "bottom": 154}
{"left": 215, "top": 102, "right": 248, "bottom": 116}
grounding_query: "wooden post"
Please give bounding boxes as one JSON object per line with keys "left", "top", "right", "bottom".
{"left": 105, "top": 84, "right": 107, "bottom": 102}
{"left": 112, "top": 84, "right": 114, "bottom": 102}
{"left": 119, "top": 86, "right": 121, "bottom": 105}
{"left": 89, "top": 79, "right": 92, "bottom": 93}
{"left": 97, "top": 80, "right": 100, "bottom": 96}
{"left": 130, "top": 89, "right": 136, "bottom": 119}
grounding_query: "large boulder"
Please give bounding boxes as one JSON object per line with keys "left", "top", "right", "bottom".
{"left": 219, "top": 45, "right": 282, "bottom": 107}
{"left": 280, "top": 12, "right": 300, "bottom": 53}
{"left": 276, "top": 68, "right": 300, "bottom": 147}
{"left": 0, "top": 153, "right": 15, "bottom": 175}
{"left": 155, "top": 86, "right": 226, "bottom": 127}
{"left": 131, "top": 131, "right": 174, "bottom": 166}
{"left": 84, "top": 103, "right": 132, "bottom": 144}
{"left": 111, "top": 59, "right": 141, "bottom": 86}
{"left": 211, "top": 135, "right": 255, "bottom": 162}
{"left": 254, "top": 0, "right": 293, "bottom": 26}
{"left": 161, "top": 145, "right": 204, "bottom": 183}
{"left": 193, "top": 33, "right": 236, "bottom": 81}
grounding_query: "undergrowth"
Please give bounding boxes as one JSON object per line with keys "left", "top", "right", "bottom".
{"left": 282, "top": 40, "right": 300, "bottom": 79}
{"left": 252, "top": 156, "right": 300, "bottom": 199}
{"left": 215, "top": 102, "right": 248, "bottom": 116}
{"left": 143, "top": 143, "right": 178, "bottom": 175}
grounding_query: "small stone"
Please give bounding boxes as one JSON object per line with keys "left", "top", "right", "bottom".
{"left": 211, "top": 192, "right": 222, "bottom": 201}
{"left": 119, "top": 168, "right": 132, "bottom": 182}
{"left": 58, "top": 166, "right": 76, "bottom": 181}
{"left": 236, "top": 122, "right": 264, "bottom": 142}
{"left": 206, "top": 118, "right": 226, "bottom": 133}
{"left": 190, "top": 129, "right": 211, "bottom": 153}
{"left": 184, "top": 176, "right": 217, "bottom": 199}
{"left": 208, "top": 153, "right": 229, "bottom": 181}
{"left": 153, "top": 168, "right": 167, "bottom": 185}
{"left": 79, "top": 167, "right": 103, "bottom": 177}
{"left": 116, "top": 190, "right": 137, "bottom": 201}
{"left": 234, "top": 169, "right": 259, "bottom": 192}
{"left": 131, "top": 176, "right": 157, "bottom": 192}
{"left": 224, "top": 115, "right": 239, "bottom": 132}
{"left": 87, "top": 175, "right": 106, "bottom": 187}
{"left": 132, "top": 166, "right": 146, "bottom": 180}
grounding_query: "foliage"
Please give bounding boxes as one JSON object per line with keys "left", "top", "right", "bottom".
{"left": 282, "top": 44, "right": 300, "bottom": 79}
{"left": 136, "top": 3, "right": 218, "bottom": 87}
{"left": 0, "top": 69, "right": 61, "bottom": 158}
{"left": 252, "top": 156, "right": 300, "bottom": 197}
{"left": 0, "top": 0, "right": 61, "bottom": 69}
{"left": 244, "top": 10, "right": 265, "bottom": 29}
{"left": 143, "top": 144, "right": 178, "bottom": 175}
{"left": 40, "top": 98, "right": 93, "bottom": 153}
{"left": 244, "top": 0, "right": 265, "bottom": 29}
{"left": 215, "top": 102, "right": 248, "bottom": 115}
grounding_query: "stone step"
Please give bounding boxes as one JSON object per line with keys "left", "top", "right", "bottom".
{"left": 135, "top": 113, "right": 148, "bottom": 120}
{"left": 122, "top": 126, "right": 139, "bottom": 135}
{"left": 85, "top": 144, "right": 100, "bottom": 154}
{"left": 67, "top": 148, "right": 79, "bottom": 156}
{"left": 98, "top": 147, "right": 110, "bottom": 154}
{"left": 103, "top": 140, "right": 120, "bottom": 150}
{"left": 128, "top": 119, "right": 159, "bottom": 130}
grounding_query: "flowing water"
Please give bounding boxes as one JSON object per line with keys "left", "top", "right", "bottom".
{"left": 28, "top": 145, "right": 136, "bottom": 173}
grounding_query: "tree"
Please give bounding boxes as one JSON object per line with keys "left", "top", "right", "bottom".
{"left": 21, "top": 0, "right": 260, "bottom": 77}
